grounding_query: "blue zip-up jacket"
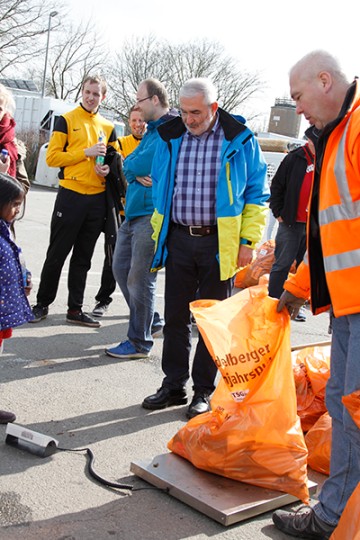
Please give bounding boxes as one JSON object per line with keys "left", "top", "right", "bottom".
{"left": 0, "top": 220, "right": 34, "bottom": 330}
{"left": 150, "top": 108, "right": 269, "bottom": 280}
{"left": 123, "top": 109, "right": 179, "bottom": 221}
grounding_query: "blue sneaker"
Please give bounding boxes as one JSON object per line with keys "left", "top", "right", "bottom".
{"left": 105, "top": 340, "right": 149, "bottom": 359}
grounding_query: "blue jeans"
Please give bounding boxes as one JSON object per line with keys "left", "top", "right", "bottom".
{"left": 112, "top": 216, "right": 163, "bottom": 353}
{"left": 314, "top": 313, "right": 360, "bottom": 526}
{"left": 268, "top": 221, "right": 306, "bottom": 298}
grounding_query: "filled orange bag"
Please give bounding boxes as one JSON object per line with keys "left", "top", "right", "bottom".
{"left": 168, "top": 283, "right": 309, "bottom": 503}
{"left": 234, "top": 240, "right": 297, "bottom": 289}
{"left": 342, "top": 389, "right": 360, "bottom": 428}
{"left": 305, "top": 412, "right": 331, "bottom": 475}
{"left": 234, "top": 240, "right": 275, "bottom": 288}
{"left": 330, "top": 481, "right": 360, "bottom": 540}
{"left": 292, "top": 345, "right": 331, "bottom": 432}
{"left": 329, "top": 391, "right": 360, "bottom": 539}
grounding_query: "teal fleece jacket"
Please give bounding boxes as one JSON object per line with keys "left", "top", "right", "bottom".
{"left": 123, "top": 109, "right": 179, "bottom": 221}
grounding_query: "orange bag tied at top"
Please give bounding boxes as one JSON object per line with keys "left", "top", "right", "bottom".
{"left": 168, "top": 283, "right": 309, "bottom": 503}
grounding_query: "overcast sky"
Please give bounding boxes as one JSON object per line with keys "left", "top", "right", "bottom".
{"left": 68, "top": 0, "right": 359, "bottom": 132}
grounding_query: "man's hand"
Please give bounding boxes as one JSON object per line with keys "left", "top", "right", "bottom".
{"left": 237, "top": 245, "right": 253, "bottom": 268}
{"left": 85, "top": 141, "right": 107, "bottom": 158}
{"left": 95, "top": 163, "right": 109, "bottom": 177}
{"left": 136, "top": 175, "right": 152, "bottom": 187}
{"left": 277, "top": 290, "right": 306, "bottom": 319}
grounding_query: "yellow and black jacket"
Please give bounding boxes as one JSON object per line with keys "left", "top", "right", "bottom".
{"left": 118, "top": 134, "right": 141, "bottom": 159}
{"left": 46, "top": 104, "right": 119, "bottom": 195}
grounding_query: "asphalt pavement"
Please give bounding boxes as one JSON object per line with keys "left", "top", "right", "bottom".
{"left": 0, "top": 185, "right": 331, "bottom": 540}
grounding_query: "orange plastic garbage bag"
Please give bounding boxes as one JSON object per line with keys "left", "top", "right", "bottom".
{"left": 342, "top": 390, "right": 360, "bottom": 429}
{"left": 168, "top": 283, "right": 309, "bottom": 503}
{"left": 234, "top": 240, "right": 275, "bottom": 288}
{"left": 292, "top": 345, "right": 331, "bottom": 432}
{"left": 234, "top": 240, "right": 297, "bottom": 289}
{"left": 305, "top": 412, "right": 331, "bottom": 475}
{"left": 330, "top": 481, "right": 360, "bottom": 540}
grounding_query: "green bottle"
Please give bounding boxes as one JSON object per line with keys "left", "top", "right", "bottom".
{"left": 95, "top": 131, "right": 105, "bottom": 165}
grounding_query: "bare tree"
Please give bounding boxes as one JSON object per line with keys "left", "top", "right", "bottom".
{"left": 0, "top": 0, "right": 62, "bottom": 74}
{"left": 46, "top": 19, "right": 109, "bottom": 101}
{"left": 105, "top": 35, "right": 165, "bottom": 123}
{"left": 105, "top": 35, "right": 265, "bottom": 124}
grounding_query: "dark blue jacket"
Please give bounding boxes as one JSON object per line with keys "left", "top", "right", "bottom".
{"left": 0, "top": 220, "right": 34, "bottom": 330}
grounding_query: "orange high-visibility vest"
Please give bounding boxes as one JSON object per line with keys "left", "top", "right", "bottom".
{"left": 285, "top": 82, "right": 360, "bottom": 317}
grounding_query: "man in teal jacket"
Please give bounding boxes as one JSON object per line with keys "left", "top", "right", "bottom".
{"left": 142, "top": 78, "right": 269, "bottom": 418}
{"left": 106, "top": 78, "right": 178, "bottom": 359}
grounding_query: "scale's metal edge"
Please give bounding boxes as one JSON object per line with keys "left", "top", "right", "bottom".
{"left": 130, "top": 455, "right": 317, "bottom": 527}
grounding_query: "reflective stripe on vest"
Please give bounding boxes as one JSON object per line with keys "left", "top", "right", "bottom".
{"left": 319, "top": 117, "right": 360, "bottom": 274}
{"left": 319, "top": 120, "right": 360, "bottom": 224}
{"left": 325, "top": 248, "right": 360, "bottom": 272}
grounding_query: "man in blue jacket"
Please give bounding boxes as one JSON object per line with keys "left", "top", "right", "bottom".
{"left": 142, "top": 78, "right": 269, "bottom": 418}
{"left": 106, "top": 79, "right": 178, "bottom": 359}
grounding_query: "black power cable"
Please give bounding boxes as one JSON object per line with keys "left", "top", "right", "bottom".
{"left": 57, "top": 446, "right": 134, "bottom": 490}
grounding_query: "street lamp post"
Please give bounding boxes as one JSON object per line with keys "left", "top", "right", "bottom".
{"left": 41, "top": 11, "right": 58, "bottom": 98}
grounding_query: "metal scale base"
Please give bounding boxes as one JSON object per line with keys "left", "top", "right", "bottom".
{"left": 131, "top": 453, "right": 317, "bottom": 526}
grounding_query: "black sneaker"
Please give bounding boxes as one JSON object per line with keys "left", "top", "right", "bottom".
{"left": 66, "top": 310, "right": 100, "bottom": 328}
{"left": 92, "top": 301, "right": 110, "bottom": 317}
{"left": 272, "top": 506, "right": 336, "bottom": 539}
{"left": 29, "top": 304, "right": 49, "bottom": 323}
{"left": 294, "top": 306, "right": 307, "bottom": 322}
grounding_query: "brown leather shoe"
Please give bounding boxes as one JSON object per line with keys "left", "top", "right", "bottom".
{"left": 0, "top": 410, "right": 16, "bottom": 424}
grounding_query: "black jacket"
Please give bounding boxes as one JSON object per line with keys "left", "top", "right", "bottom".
{"left": 103, "top": 146, "right": 127, "bottom": 259}
{"left": 269, "top": 144, "right": 313, "bottom": 225}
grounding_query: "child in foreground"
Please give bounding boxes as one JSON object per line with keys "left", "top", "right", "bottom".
{"left": 0, "top": 172, "right": 33, "bottom": 424}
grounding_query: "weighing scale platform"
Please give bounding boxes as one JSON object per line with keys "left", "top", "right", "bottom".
{"left": 131, "top": 453, "right": 317, "bottom": 526}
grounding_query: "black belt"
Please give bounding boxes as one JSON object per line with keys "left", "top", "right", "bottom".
{"left": 171, "top": 222, "right": 217, "bottom": 237}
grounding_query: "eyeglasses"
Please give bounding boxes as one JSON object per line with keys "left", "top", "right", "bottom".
{"left": 136, "top": 95, "right": 154, "bottom": 104}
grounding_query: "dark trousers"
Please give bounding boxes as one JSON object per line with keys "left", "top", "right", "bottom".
{"left": 268, "top": 221, "right": 306, "bottom": 299}
{"left": 36, "top": 187, "right": 106, "bottom": 310}
{"left": 161, "top": 227, "right": 233, "bottom": 394}
{"left": 94, "top": 242, "right": 116, "bottom": 305}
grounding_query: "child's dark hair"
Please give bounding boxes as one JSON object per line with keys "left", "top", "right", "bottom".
{"left": 0, "top": 172, "right": 26, "bottom": 222}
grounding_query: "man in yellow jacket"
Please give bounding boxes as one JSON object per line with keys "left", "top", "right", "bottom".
{"left": 31, "top": 75, "right": 120, "bottom": 327}
{"left": 272, "top": 50, "right": 360, "bottom": 539}
{"left": 118, "top": 106, "right": 146, "bottom": 159}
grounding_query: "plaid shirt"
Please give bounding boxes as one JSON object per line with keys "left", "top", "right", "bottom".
{"left": 171, "top": 115, "right": 224, "bottom": 225}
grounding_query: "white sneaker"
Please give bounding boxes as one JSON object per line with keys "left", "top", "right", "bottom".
{"left": 92, "top": 301, "right": 110, "bottom": 317}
